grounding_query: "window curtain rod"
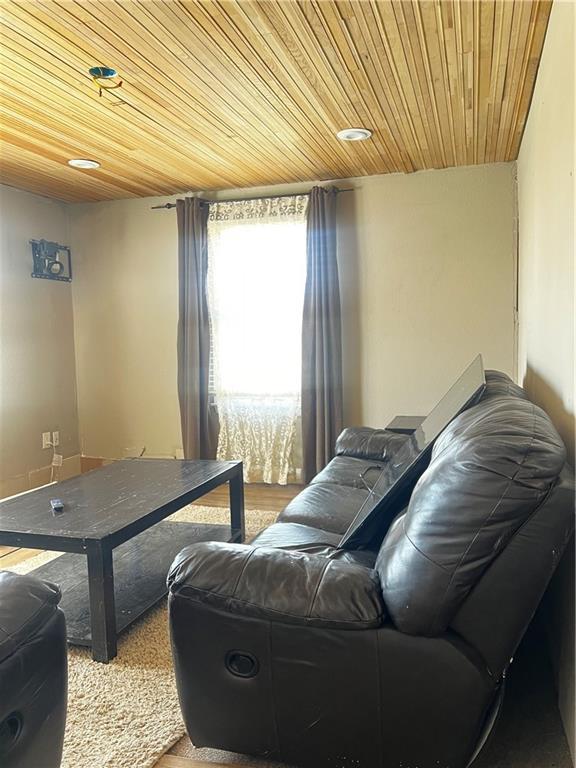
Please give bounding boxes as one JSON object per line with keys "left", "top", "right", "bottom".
{"left": 151, "top": 187, "right": 353, "bottom": 210}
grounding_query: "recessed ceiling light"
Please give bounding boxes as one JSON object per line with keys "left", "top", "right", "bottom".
{"left": 336, "top": 128, "right": 372, "bottom": 141}
{"left": 67, "top": 158, "right": 100, "bottom": 169}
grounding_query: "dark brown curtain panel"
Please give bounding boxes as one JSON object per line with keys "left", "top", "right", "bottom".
{"left": 176, "top": 197, "right": 218, "bottom": 459}
{"left": 301, "top": 186, "right": 343, "bottom": 482}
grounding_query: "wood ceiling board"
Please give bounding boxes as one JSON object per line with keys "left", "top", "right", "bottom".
{"left": 0, "top": 6, "right": 269, "bottom": 187}
{"left": 0, "top": 0, "right": 552, "bottom": 202}
{"left": 507, "top": 2, "right": 551, "bottom": 160}
{"left": 52, "top": 1, "right": 295, "bottom": 174}
{"left": 0, "top": 66, "right": 235, "bottom": 191}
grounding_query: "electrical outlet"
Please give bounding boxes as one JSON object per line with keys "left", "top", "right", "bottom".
{"left": 42, "top": 432, "right": 52, "bottom": 449}
{"left": 52, "top": 430, "right": 60, "bottom": 447}
{"left": 52, "top": 453, "right": 63, "bottom": 467}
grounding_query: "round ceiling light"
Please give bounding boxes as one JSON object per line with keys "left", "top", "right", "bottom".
{"left": 336, "top": 127, "right": 372, "bottom": 141}
{"left": 67, "top": 158, "right": 100, "bottom": 169}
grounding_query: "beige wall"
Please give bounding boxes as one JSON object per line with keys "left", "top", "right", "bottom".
{"left": 518, "top": 0, "right": 575, "bottom": 464}
{"left": 0, "top": 186, "right": 80, "bottom": 496}
{"left": 517, "top": 0, "right": 575, "bottom": 756}
{"left": 340, "top": 163, "right": 516, "bottom": 427}
{"left": 69, "top": 162, "right": 516, "bottom": 459}
{"left": 69, "top": 196, "right": 182, "bottom": 460}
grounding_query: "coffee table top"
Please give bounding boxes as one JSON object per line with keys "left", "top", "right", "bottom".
{"left": 0, "top": 459, "right": 240, "bottom": 544}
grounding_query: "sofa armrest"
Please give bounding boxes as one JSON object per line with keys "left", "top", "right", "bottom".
{"left": 335, "top": 426, "right": 408, "bottom": 462}
{"left": 0, "top": 571, "right": 61, "bottom": 663}
{"left": 168, "top": 542, "right": 385, "bottom": 630}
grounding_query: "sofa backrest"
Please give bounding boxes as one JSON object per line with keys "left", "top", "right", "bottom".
{"left": 376, "top": 374, "right": 567, "bottom": 637}
{"left": 481, "top": 369, "right": 529, "bottom": 402}
{"left": 449, "top": 466, "right": 574, "bottom": 676}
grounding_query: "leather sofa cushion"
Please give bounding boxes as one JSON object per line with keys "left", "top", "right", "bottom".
{"left": 311, "top": 455, "right": 386, "bottom": 491}
{"left": 0, "top": 571, "right": 61, "bottom": 663}
{"left": 251, "top": 522, "right": 342, "bottom": 550}
{"left": 449, "top": 468, "right": 575, "bottom": 676}
{"left": 168, "top": 542, "right": 385, "bottom": 630}
{"left": 377, "top": 396, "right": 566, "bottom": 636}
{"left": 251, "top": 523, "right": 378, "bottom": 568}
{"left": 482, "top": 369, "right": 529, "bottom": 401}
{"left": 335, "top": 427, "right": 408, "bottom": 461}
{"left": 277, "top": 483, "right": 369, "bottom": 534}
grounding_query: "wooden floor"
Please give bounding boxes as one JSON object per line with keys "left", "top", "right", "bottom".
{"left": 0, "top": 545, "right": 42, "bottom": 568}
{"left": 156, "top": 757, "right": 241, "bottom": 768}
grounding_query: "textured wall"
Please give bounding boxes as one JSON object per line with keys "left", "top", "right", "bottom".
{"left": 517, "top": 0, "right": 575, "bottom": 756}
{"left": 69, "top": 195, "right": 182, "bottom": 460}
{"left": 0, "top": 186, "right": 80, "bottom": 495}
{"left": 339, "top": 162, "right": 516, "bottom": 428}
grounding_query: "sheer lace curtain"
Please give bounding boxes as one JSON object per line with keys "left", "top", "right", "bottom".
{"left": 207, "top": 195, "right": 308, "bottom": 484}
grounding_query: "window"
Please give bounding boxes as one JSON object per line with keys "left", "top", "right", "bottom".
{"left": 207, "top": 195, "right": 308, "bottom": 484}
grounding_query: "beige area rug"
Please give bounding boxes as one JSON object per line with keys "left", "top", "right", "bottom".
{"left": 9, "top": 504, "right": 287, "bottom": 768}
{"left": 171, "top": 737, "right": 288, "bottom": 767}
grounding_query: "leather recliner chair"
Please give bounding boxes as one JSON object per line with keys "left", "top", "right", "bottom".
{"left": 0, "top": 571, "right": 67, "bottom": 768}
{"left": 167, "top": 371, "right": 575, "bottom": 768}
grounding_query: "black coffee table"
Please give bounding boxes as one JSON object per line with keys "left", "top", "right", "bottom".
{"left": 0, "top": 459, "right": 244, "bottom": 662}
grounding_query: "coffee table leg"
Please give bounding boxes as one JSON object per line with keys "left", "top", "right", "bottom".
{"left": 86, "top": 542, "right": 117, "bottom": 663}
{"left": 229, "top": 464, "right": 245, "bottom": 543}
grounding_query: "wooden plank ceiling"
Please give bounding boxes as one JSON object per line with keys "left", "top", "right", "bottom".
{"left": 0, "top": 0, "right": 552, "bottom": 203}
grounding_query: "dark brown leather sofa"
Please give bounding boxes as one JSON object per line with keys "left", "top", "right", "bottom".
{"left": 0, "top": 571, "right": 67, "bottom": 768}
{"left": 168, "top": 371, "right": 575, "bottom": 768}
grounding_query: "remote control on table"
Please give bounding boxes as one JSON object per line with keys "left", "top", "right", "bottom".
{"left": 50, "top": 498, "right": 64, "bottom": 514}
